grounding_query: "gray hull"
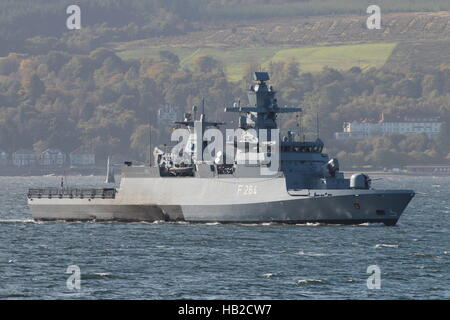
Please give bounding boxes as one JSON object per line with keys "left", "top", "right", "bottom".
{"left": 28, "top": 176, "right": 414, "bottom": 225}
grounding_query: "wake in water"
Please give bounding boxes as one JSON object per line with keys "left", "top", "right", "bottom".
{"left": 0, "top": 218, "right": 37, "bottom": 224}
{"left": 1, "top": 219, "right": 393, "bottom": 227}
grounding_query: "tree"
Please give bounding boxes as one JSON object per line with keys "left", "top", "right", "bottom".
{"left": 0, "top": 54, "right": 20, "bottom": 75}
{"left": 130, "top": 124, "right": 155, "bottom": 161}
{"left": 284, "top": 59, "right": 300, "bottom": 80}
{"left": 159, "top": 50, "right": 180, "bottom": 66}
{"left": 192, "top": 56, "right": 221, "bottom": 73}
{"left": 33, "top": 140, "right": 49, "bottom": 154}
{"left": 24, "top": 74, "right": 45, "bottom": 100}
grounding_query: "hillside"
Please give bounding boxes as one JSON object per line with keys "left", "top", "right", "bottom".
{"left": 115, "top": 12, "right": 450, "bottom": 80}
{"left": 117, "top": 12, "right": 450, "bottom": 49}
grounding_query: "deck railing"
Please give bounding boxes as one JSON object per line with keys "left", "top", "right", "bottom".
{"left": 27, "top": 188, "right": 116, "bottom": 199}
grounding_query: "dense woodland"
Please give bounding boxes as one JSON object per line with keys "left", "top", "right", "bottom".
{"left": 0, "top": 1, "right": 450, "bottom": 168}
{"left": 1, "top": 48, "right": 449, "bottom": 167}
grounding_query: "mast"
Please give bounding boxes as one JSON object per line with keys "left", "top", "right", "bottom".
{"left": 225, "top": 72, "right": 301, "bottom": 132}
{"left": 174, "top": 101, "right": 224, "bottom": 164}
{"left": 202, "top": 98, "right": 205, "bottom": 117}
{"left": 105, "top": 156, "right": 115, "bottom": 184}
{"left": 148, "top": 108, "right": 152, "bottom": 166}
{"left": 316, "top": 112, "right": 320, "bottom": 139}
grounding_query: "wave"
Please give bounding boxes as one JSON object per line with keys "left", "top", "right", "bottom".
{"left": 296, "top": 250, "right": 327, "bottom": 257}
{"left": 295, "top": 222, "right": 322, "bottom": 226}
{"left": 262, "top": 273, "right": 275, "bottom": 278}
{"left": 412, "top": 253, "right": 433, "bottom": 257}
{"left": 294, "top": 222, "right": 383, "bottom": 227}
{"left": 93, "top": 273, "right": 112, "bottom": 277}
{"left": 151, "top": 220, "right": 167, "bottom": 224}
{"left": 375, "top": 244, "right": 399, "bottom": 248}
{"left": 204, "top": 222, "right": 221, "bottom": 226}
{"left": 296, "top": 279, "right": 327, "bottom": 286}
{"left": 82, "top": 272, "right": 113, "bottom": 279}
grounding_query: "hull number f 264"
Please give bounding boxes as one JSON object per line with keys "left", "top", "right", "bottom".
{"left": 237, "top": 184, "right": 257, "bottom": 195}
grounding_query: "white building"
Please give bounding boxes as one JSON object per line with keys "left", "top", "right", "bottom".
{"left": 70, "top": 146, "right": 95, "bottom": 166}
{"left": 336, "top": 114, "right": 442, "bottom": 140}
{"left": 157, "top": 105, "right": 179, "bottom": 124}
{"left": 13, "top": 149, "right": 38, "bottom": 166}
{"left": 40, "top": 149, "right": 66, "bottom": 166}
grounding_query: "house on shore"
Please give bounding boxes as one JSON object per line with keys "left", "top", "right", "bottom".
{"left": 0, "top": 150, "right": 9, "bottom": 166}
{"left": 335, "top": 113, "right": 443, "bottom": 140}
{"left": 39, "top": 149, "right": 66, "bottom": 166}
{"left": 70, "top": 146, "right": 95, "bottom": 166}
{"left": 13, "top": 149, "right": 38, "bottom": 166}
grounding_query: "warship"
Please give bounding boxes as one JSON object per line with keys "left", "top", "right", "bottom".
{"left": 27, "top": 72, "right": 414, "bottom": 225}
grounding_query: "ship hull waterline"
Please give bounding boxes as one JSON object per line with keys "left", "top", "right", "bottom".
{"left": 28, "top": 188, "right": 414, "bottom": 226}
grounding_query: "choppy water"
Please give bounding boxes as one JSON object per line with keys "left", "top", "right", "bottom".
{"left": 0, "top": 175, "right": 448, "bottom": 299}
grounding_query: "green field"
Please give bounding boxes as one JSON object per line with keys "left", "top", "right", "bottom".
{"left": 268, "top": 43, "right": 397, "bottom": 72}
{"left": 117, "top": 42, "right": 397, "bottom": 81}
